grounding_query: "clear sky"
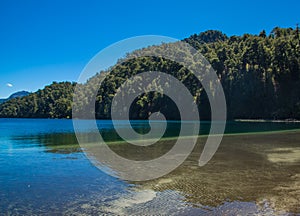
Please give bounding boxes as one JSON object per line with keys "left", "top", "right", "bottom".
{"left": 0, "top": 0, "right": 299, "bottom": 98}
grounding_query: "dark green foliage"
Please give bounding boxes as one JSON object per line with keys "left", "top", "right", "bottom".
{"left": 0, "top": 27, "right": 299, "bottom": 120}
{"left": 0, "top": 82, "right": 75, "bottom": 118}
{"left": 184, "top": 30, "right": 228, "bottom": 49}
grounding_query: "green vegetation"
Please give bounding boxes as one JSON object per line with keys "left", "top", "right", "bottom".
{"left": 0, "top": 27, "right": 299, "bottom": 120}
{"left": 0, "top": 82, "right": 75, "bottom": 118}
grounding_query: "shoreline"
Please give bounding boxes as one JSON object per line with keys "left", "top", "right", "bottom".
{"left": 98, "top": 128, "right": 300, "bottom": 145}
{"left": 2, "top": 117, "right": 300, "bottom": 123}
{"left": 50, "top": 128, "right": 300, "bottom": 150}
{"left": 234, "top": 119, "right": 300, "bottom": 123}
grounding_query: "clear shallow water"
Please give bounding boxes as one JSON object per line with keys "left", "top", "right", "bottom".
{"left": 1, "top": 119, "right": 300, "bottom": 215}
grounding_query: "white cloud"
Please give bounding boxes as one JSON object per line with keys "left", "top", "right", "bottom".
{"left": 6, "top": 83, "right": 13, "bottom": 88}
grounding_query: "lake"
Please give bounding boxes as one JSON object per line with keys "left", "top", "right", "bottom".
{"left": 1, "top": 119, "right": 300, "bottom": 215}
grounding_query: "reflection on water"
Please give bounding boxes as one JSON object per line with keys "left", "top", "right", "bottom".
{"left": 1, "top": 119, "right": 300, "bottom": 215}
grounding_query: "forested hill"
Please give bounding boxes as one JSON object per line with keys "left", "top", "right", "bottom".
{"left": 0, "top": 27, "right": 299, "bottom": 120}
{"left": 0, "top": 82, "right": 75, "bottom": 118}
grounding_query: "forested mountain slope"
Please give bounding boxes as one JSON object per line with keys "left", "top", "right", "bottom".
{"left": 0, "top": 27, "right": 299, "bottom": 120}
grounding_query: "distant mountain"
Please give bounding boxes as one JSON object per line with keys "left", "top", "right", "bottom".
{"left": 0, "top": 91, "right": 30, "bottom": 104}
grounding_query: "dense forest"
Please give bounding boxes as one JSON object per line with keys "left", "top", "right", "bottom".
{"left": 0, "top": 82, "right": 75, "bottom": 118}
{"left": 0, "top": 27, "right": 299, "bottom": 120}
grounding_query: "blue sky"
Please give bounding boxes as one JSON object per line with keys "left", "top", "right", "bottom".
{"left": 0, "top": 0, "right": 299, "bottom": 98}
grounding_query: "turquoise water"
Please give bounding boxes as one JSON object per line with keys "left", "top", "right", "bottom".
{"left": 0, "top": 119, "right": 128, "bottom": 214}
{"left": 1, "top": 119, "right": 300, "bottom": 215}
